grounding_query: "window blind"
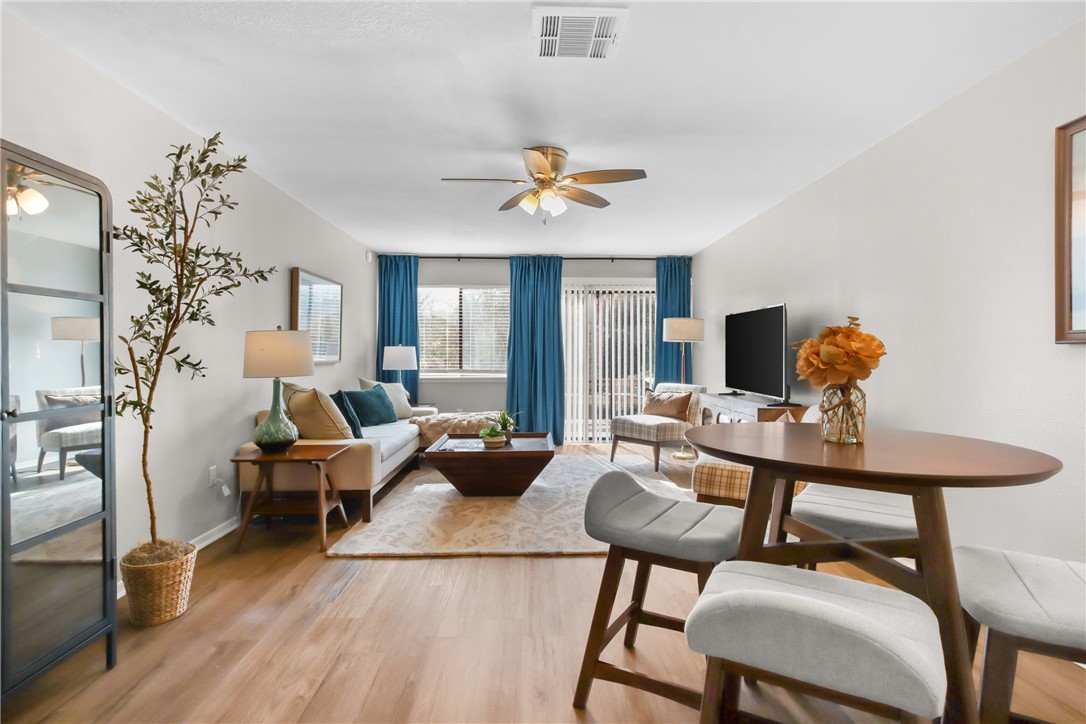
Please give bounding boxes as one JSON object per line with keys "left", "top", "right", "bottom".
{"left": 418, "top": 286, "right": 510, "bottom": 373}
{"left": 562, "top": 282, "right": 656, "bottom": 442}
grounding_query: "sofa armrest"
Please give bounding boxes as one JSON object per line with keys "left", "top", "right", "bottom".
{"left": 236, "top": 438, "right": 382, "bottom": 493}
{"left": 410, "top": 405, "right": 439, "bottom": 417}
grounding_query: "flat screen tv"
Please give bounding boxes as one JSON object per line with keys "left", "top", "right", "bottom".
{"left": 724, "top": 304, "right": 788, "bottom": 401}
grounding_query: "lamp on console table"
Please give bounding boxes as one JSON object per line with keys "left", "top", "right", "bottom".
{"left": 662, "top": 317, "right": 704, "bottom": 461}
{"left": 243, "top": 328, "right": 314, "bottom": 452}
{"left": 382, "top": 345, "right": 418, "bottom": 400}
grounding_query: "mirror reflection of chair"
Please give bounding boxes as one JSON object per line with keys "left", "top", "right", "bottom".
{"left": 35, "top": 386, "right": 102, "bottom": 480}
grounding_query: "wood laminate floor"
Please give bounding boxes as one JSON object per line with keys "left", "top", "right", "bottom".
{"left": 4, "top": 444, "right": 1084, "bottom": 723}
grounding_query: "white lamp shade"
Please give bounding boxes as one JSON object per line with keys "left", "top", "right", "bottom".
{"left": 383, "top": 345, "right": 418, "bottom": 371}
{"left": 662, "top": 317, "right": 705, "bottom": 343}
{"left": 51, "top": 316, "right": 99, "bottom": 341}
{"left": 243, "top": 330, "right": 315, "bottom": 378}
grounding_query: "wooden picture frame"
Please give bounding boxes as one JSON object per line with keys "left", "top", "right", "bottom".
{"left": 1055, "top": 115, "right": 1086, "bottom": 343}
{"left": 291, "top": 268, "right": 342, "bottom": 363}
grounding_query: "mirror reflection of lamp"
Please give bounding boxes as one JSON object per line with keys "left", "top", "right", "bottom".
{"left": 51, "top": 316, "right": 100, "bottom": 386}
{"left": 6, "top": 185, "right": 49, "bottom": 216}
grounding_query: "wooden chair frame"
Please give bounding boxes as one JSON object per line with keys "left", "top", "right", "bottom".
{"left": 573, "top": 544, "right": 714, "bottom": 711}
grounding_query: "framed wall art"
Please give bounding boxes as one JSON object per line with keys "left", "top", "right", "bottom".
{"left": 291, "top": 268, "right": 342, "bottom": 363}
{"left": 1055, "top": 115, "right": 1086, "bottom": 343}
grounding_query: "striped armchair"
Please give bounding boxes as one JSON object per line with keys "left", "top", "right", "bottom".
{"left": 610, "top": 382, "right": 706, "bottom": 471}
{"left": 35, "top": 386, "right": 102, "bottom": 480}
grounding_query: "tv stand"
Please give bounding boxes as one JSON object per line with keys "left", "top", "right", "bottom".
{"left": 716, "top": 390, "right": 745, "bottom": 397}
{"left": 699, "top": 393, "right": 808, "bottom": 425}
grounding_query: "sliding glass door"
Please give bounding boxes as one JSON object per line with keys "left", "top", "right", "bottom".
{"left": 562, "top": 282, "right": 656, "bottom": 443}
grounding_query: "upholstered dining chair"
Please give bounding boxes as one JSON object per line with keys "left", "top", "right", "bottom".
{"left": 954, "top": 545, "right": 1085, "bottom": 723}
{"left": 610, "top": 382, "right": 706, "bottom": 471}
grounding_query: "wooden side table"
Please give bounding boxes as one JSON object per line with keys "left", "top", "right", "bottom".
{"left": 231, "top": 444, "right": 351, "bottom": 552}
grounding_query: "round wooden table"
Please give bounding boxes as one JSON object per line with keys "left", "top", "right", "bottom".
{"left": 685, "top": 423, "right": 1062, "bottom": 724}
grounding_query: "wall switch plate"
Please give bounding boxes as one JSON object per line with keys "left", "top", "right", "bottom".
{"left": 208, "top": 465, "right": 218, "bottom": 487}
{"left": 221, "top": 484, "right": 231, "bottom": 497}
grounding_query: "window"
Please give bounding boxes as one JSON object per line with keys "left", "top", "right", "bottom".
{"left": 562, "top": 282, "right": 656, "bottom": 442}
{"left": 418, "top": 286, "right": 510, "bottom": 374}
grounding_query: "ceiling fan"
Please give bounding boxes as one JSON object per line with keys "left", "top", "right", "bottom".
{"left": 442, "top": 146, "right": 646, "bottom": 218}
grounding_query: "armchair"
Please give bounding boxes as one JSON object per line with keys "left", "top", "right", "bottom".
{"left": 35, "top": 386, "right": 102, "bottom": 480}
{"left": 609, "top": 382, "right": 705, "bottom": 471}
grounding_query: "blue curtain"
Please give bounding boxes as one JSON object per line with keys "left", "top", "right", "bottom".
{"left": 376, "top": 255, "right": 419, "bottom": 401}
{"left": 506, "top": 256, "right": 565, "bottom": 445}
{"left": 654, "top": 256, "right": 693, "bottom": 385}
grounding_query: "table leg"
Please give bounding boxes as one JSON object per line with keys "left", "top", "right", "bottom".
{"left": 735, "top": 467, "right": 777, "bottom": 561}
{"left": 912, "top": 487, "right": 979, "bottom": 724}
{"left": 767, "top": 478, "right": 796, "bottom": 544}
{"left": 235, "top": 463, "right": 269, "bottom": 552}
{"left": 313, "top": 461, "right": 330, "bottom": 552}
{"left": 324, "top": 465, "right": 350, "bottom": 528}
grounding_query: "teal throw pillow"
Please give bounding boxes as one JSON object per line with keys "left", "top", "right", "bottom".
{"left": 343, "top": 387, "right": 398, "bottom": 427}
{"left": 330, "top": 390, "right": 364, "bottom": 438}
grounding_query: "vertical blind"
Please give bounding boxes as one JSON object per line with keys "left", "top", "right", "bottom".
{"left": 562, "top": 282, "right": 656, "bottom": 442}
{"left": 418, "top": 286, "right": 510, "bottom": 373}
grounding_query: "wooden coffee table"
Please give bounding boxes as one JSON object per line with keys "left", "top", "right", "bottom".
{"left": 425, "top": 432, "right": 555, "bottom": 496}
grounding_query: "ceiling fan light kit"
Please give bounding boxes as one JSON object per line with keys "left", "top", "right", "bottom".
{"left": 442, "top": 145, "right": 646, "bottom": 220}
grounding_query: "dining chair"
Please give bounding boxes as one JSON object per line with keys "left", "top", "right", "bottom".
{"left": 573, "top": 470, "right": 744, "bottom": 712}
{"left": 686, "top": 560, "right": 947, "bottom": 723}
{"left": 954, "top": 545, "right": 1085, "bottom": 723}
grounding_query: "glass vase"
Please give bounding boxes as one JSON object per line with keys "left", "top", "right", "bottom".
{"left": 820, "top": 382, "right": 866, "bottom": 444}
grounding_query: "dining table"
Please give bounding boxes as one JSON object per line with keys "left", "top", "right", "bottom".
{"left": 685, "top": 421, "right": 1063, "bottom": 724}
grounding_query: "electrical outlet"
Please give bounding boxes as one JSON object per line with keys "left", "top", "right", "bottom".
{"left": 220, "top": 483, "right": 231, "bottom": 497}
{"left": 208, "top": 465, "right": 218, "bottom": 487}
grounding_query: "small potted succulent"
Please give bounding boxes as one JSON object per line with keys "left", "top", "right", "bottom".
{"left": 479, "top": 425, "right": 507, "bottom": 449}
{"left": 485, "top": 410, "right": 519, "bottom": 442}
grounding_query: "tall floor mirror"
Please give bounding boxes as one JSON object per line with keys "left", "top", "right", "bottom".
{"left": 1, "top": 141, "right": 116, "bottom": 698}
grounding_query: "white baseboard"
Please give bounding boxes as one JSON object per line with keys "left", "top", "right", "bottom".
{"left": 116, "top": 517, "right": 239, "bottom": 600}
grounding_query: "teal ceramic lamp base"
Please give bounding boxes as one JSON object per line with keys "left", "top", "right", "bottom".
{"left": 253, "top": 377, "right": 298, "bottom": 452}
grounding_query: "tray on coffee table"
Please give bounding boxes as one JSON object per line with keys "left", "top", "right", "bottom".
{"left": 425, "top": 432, "right": 555, "bottom": 496}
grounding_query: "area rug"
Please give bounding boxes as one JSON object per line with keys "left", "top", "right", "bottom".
{"left": 326, "top": 453, "right": 694, "bottom": 558}
{"left": 10, "top": 471, "right": 102, "bottom": 563}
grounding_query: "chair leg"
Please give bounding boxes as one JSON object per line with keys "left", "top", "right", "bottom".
{"left": 700, "top": 656, "right": 727, "bottom": 724}
{"left": 37, "top": 448, "right": 46, "bottom": 474}
{"left": 978, "top": 628, "right": 1018, "bottom": 724}
{"left": 58, "top": 449, "right": 68, "bottom": 480}
{"left": 653, "top": 443, "right": 661, "bottom": 471}
{"left": 722, "top": 672, "right": 741, "bottom": 723}
{"left": 573, "top": 546, "right": 626, "bottom": 709}
{"left": 610, "top": 437, "right": 619, "bottom": 462}
{"left": 963, "top": 611, "right": 981, "bottom": 664}
{"left": 623, "top": 560, "right": 652, "bottom": 648}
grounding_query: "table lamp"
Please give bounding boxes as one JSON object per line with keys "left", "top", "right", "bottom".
{"left": 382, "top": 345, "right": 418, "bottom": 399}
{"left": 51, "top": 316, "right": 100, "bottom": 387}
{"left": 662, "top": 317, "right": 704, "bottom": 460}
{"left": 243, "top": 328, "right": 314, "bottom": 452}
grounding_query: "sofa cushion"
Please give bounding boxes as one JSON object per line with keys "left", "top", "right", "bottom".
{"left": 359, "top": 377, "right": 413, "bottom": 419}
{"left": 331, "top": 391, "right": 364, "bottom": 438}
{"left": 282, "top": 383, "right": 352, "bottom": 439}
{"left": 362, "top": 421, "right": 420, "bottom": 461}
{"left": 344, "top": 387, "right": 398, "bottom": 427}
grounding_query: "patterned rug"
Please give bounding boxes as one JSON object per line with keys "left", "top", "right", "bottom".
{"left": 326, "top": 453, "right": 695, "bottom": 558}
{"left": 10, "top": 469, "right": 102, "bottom": 563}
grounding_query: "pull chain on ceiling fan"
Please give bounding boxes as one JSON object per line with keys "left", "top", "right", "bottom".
{"left": 442, "top": 146, "right": 646, "bottom": 219}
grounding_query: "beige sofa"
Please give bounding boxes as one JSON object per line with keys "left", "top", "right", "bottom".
{"left": 237, "top": 404, "right": 438, "bottom": 521}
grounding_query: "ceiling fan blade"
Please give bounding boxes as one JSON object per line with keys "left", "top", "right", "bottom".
{"left": 499, "top": 189, "right": 537, "bottom": 211}
{"left": 441, "top": 178, "right": 528, "bottom": 184}
{"left": 522, "top": 148, "right": 552, "bottom": 178}
{"left": 561, "top": 169, "right": 647, "bottom": 185}
{"left": 558, "top": 186, "right": 610, "bottom": 208}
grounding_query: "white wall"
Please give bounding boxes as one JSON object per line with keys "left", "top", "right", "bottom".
{"left": 693, "top": 24, "right": 1086, "bottom": 561}
{"left": 416, "top": 257, "right": 655, "bottom": 413}
{"left": 2, "top": 14, "right": 379, "bottom": 555}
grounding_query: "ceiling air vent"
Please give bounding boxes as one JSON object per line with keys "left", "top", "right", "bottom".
{"left": 532, "top": 7, "right": 628, "bottom": 60}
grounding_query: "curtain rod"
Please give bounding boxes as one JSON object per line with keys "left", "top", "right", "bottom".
{"left": 416, "top": 256, "right": 657, "bottom": 262}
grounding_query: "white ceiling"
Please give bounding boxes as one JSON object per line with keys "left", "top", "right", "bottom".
{"left": 6, "top": 2, "right": 1084, "bottom": 256}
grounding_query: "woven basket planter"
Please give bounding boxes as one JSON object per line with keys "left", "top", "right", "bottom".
{"left": 120, "top": 544, "right": 197, "bottom": 626}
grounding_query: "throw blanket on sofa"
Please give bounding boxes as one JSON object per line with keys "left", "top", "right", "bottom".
{"left": 410, "top": 411, "right": 500, "bottom": 448}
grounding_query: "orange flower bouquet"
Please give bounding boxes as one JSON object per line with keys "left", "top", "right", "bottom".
{"left": 795, "top": 317, "right": 886, "bottom": 443}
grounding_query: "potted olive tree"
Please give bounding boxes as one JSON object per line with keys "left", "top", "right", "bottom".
{"left": 114, "top": 133, "right": 274, "bottom": 626}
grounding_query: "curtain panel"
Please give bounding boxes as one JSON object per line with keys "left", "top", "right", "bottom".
{"left": 654, "top": 256, "right": 693, "bottom": 385}
{"left": 376, "top": 254, "right": 420, "bottom": 401}
{"left": 506, "top": 256, "right": 565, "bottom": 445}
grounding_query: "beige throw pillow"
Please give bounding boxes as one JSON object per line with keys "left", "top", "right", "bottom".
{"left": 282, "top": 383, "right": 352, "bottom": 439}
{"left": 358, "top": 377, "right": 413, "bottom": 419}
{"left": 641, "top": 390, "right": 692, "bottom": 421}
